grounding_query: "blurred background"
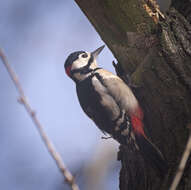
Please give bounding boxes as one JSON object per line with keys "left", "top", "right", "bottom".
{"left": 0, "top": 1, "right": 171, "bottom": 189}
{"left": 0, "top": 1, "right": 120, "bottom": 190}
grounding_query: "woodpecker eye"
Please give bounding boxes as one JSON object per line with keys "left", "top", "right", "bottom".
{"left": 82, "top": 53, "right": 88, "bottom": 58}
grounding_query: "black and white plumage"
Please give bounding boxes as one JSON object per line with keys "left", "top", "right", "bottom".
{"left": 64, "top": 45, "right": 168, "bottom": 177}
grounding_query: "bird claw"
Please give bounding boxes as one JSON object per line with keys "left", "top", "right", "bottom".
{"left": 101, "top": 136, "right": 112, "bottom": 140}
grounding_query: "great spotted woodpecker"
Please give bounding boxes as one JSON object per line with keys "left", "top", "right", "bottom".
{"left": 64, "top": 45, "right": 168, "bottom": 177}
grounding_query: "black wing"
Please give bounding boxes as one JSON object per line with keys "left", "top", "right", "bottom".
{"left": 76, "top": 76, "right": 120, "bottom": 134}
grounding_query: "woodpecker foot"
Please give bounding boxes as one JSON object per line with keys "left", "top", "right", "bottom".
{"left": 112, "top": 61, "right": 140, "bottom": 89}
{"left": 101, "top": 136, "right": 112, "bottom": 140}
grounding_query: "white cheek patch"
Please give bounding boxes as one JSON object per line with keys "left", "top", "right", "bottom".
{"left": 71, "top": 53, "right": 91, "bottom": 70}
{"left": 72, "top": 59, "right": 87, "bottom": 70}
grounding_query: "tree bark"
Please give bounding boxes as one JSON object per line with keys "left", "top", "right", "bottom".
{"left": 74, "top": 0, "right": 191, "bottom": 189}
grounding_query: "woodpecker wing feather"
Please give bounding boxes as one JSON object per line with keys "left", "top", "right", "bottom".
{"left": 76, "top": 74, "right": 120, "bottom": 134}
{"left": 94, "top": 69, "right": 139, "bottom": 115}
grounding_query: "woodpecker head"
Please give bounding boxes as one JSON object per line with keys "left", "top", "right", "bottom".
{"left": 64, "top": 45, "right": 105, "bottom": 82}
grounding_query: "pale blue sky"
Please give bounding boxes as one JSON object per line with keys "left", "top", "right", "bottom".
{"left": 0, "top": 1, "right": 118, "bottom": 189}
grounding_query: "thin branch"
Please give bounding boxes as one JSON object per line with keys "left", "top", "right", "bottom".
{"left": 169, "top": 124, "right": 191, "bottom": 190}
{"left": 0, "top": 48, "right": 80, "bottom": 190}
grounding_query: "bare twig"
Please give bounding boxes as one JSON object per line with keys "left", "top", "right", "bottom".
{"left": 170, "top": 124, "right": 191, "bottom": 190}
{"left": 0, "top": 48, "right": 80, "bottom": 190}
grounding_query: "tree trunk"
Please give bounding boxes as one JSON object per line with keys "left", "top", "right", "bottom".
{"left": 74, "top": 0, "right": 191, "bottom": 189}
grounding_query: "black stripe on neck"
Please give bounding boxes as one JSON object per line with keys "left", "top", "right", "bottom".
{"left": 76, "top": 67, "right": 102, "bottom": 84}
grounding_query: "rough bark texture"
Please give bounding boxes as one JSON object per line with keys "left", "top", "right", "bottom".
{"left": 74, "top": 0, "right": 191, "bottom": 189}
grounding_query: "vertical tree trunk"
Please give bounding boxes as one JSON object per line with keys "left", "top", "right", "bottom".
{"left": 74, "top": 0, "right": 191, "bottom": 189}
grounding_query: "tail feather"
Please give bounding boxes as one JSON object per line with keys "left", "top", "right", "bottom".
{"left": 135, "top": 134, "right": 168, "bottom": 178}
{"left": 130, "top": 107, "right": 168, "bottom": 177}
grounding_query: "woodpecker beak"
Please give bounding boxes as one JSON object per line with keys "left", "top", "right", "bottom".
{"left": 91, "top": 45, "right": 105, "bottom": 58}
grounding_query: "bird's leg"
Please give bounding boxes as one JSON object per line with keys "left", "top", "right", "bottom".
{"left": 126, "top": 115, "right": 132, "bottom": 140}
{"left": 101, "top": 136, "right": 112, "bottom": 140}
{"left": 101, "top": 130, "right": 112, "bottom": 140}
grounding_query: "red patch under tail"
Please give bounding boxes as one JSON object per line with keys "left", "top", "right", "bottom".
{"left": 130, "top": 106, "right": 168, "bottom": 177}
{"left": 130, "top": 106, "right": 146, "bottom": 137}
